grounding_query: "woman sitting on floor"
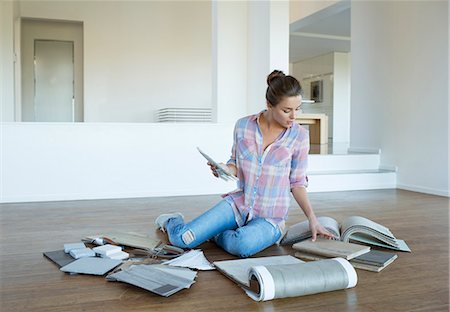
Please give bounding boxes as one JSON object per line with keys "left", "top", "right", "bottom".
{"left": 155, "top": 70, "right": 333, "bottom": 258}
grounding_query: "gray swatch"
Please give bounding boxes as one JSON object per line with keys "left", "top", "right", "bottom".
{"left": 108, "top": 264, "right": 197, "bottom": 297}
{"left": 60, "top": 257, "right": 122, "bottom": 275}
{"left": 43, "top": 250, "right": 76, "bottom": 268}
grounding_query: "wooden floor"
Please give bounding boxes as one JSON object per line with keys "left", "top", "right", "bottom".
{"left": 0, "top": 189, "right": 448, "bottom": 311}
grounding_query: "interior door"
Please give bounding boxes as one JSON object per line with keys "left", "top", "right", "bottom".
{"left": 34, "top": 40, "right": 74, "bottom": 122}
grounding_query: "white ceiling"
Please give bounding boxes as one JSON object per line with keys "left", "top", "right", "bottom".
{"left": 289, "top": 3, "right": 351, "bottom": 63}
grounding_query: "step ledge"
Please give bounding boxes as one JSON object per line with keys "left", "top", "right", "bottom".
{"left": 347, "top": 147, "right": 381, "bottom": 154}
{"left": 309, "top": 153, "right": 380, "bottom": 157}
{"left": 307, "top": 169, "right": 395, "bottom": 175}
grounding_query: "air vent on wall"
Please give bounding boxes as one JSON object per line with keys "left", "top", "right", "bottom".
{"left": 156, "top": 108, "right": 212, "bottom": 123}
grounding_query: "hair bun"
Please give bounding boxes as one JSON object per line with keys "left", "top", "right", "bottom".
{"left": 267, "top": 70, "right": 285, "bottom": 86}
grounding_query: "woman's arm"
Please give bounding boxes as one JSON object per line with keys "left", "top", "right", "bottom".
{"left": 209, "top": 121, "right": 239, "bottom": 178}
{"left": 291, "top": 187, "right": 334, "bottom": 241}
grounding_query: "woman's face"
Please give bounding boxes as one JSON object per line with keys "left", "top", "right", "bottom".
{"left": 268, "top": 95, "right": 302, "bottom": 128}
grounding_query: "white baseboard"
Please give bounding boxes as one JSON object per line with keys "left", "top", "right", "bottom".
{"left": 379, "top": 164, "right": 398, "bottom": 172}
{"left": 348, "top": 147, "right": 381, "bottom": 154}
{"left": 397, "top": 183, "right": 449, "bottom": 197}
{"left": 0, "top": 186, "right": 231, "bottom": 204}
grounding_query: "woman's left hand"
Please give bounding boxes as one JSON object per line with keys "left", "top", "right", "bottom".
{"left": 309, "top": 218, "right": 335, "bottom": 241}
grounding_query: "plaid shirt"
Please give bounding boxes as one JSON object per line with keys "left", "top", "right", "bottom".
{"left": 223, "top": 111, "right": 309, "bottom": 228}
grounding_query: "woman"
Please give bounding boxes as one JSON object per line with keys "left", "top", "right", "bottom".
{"left": 155, "top": 70, "right": 332, "bottom": 258}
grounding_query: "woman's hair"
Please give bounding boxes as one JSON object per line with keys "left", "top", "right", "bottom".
{"left": 266, "top": 70, "right": 303, "bottom": 106}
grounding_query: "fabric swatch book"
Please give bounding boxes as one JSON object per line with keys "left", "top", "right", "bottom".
{"left": 292, "top": 238, "right": 370, "bottom": 260}
{"left": 294, "top": 249, "right": 398, "bottom": 272}
{"left": 213, "top": 255, "right": 357, "bottom": 301}
{"left": 281, "top": 215, "right": 411, "bottom": 252}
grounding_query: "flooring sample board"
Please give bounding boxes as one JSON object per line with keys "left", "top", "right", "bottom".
{"left": 60, "top": 257, "right": 122, "bottom": 275}
{"left": 214, "top": 255, "right": 302, "bottom": 287}
{"left": 350, "top": 250, "right": 398, "bottom": 267}
{"left": 102, "top": 250, "right": 129, "bottom": 260}
{"left": 43, "top": 250, "right": 76, "bottom": 268}
{"left": 348, "top": 261, "right": 393, "bottom": 273}
{"left": 281, "top": 215, "right": 411, "bottom": 252}
{"left": 93, "top": 244, "right": 122, "bottom": 257}
{"left": 63, "top": 242, "right": 86, "bottom": 253}
{"left": 292, "top": 238, "right": 370, "bottom": 260}
{"left": 69, "top": 248, "right": 96, "bottom": 259}
{"left": 108, "top": 264, "right": 197, "bottom": 297}
{"left": 84, "top": 231, "right": 160, "bottom": 250}
{"left": 294, "top": 249, "right": 398, "bottom": 272}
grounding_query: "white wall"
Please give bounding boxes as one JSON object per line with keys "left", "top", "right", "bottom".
{"left": 212, "top": 1, "right": 289, "bottom": 123}
{"left": 333, "top": 52, "right": 350, "bottom": 143}
{"left": 247, "top": 1, "right": 290, "bottom": 114}
{"left": 269, "top": 1, "right": 290, "bottom": 74}
{"left": 1, "top": 1, "right": 16, "bottom": 122}
{"left": 13, "top": 1, "right": 212, "bottom": 122}
{"left": 351, "top": 1, "right": 449, "bottom": 196}
{"left": 1, "top": 122, "right": 235, "bottom": 203}
{"left": 212, "top": 1, "right": 248, "bottom": 123}
{"left": 247, "top": 1, "right": 270, "bottom": 114}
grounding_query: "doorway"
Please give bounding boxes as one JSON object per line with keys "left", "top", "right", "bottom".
{"left": 21, "top": 19, "right": 83, "bottom": 122}
{"left": 289, "top": 1, "right": 351, "bottom": 144}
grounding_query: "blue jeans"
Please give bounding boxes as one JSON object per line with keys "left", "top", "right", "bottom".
{"left": 165, "top": 200, "right": 282, "bottom": 258}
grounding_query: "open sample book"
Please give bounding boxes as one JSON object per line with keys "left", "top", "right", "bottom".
{"left": 280, "top": 216, "right": 411, "bottom": 252}
{"left": 213, "top": 255, "right": 357, "bottom": 301}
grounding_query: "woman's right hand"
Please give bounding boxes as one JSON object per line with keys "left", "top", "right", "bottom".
{"left": 208, "top": 162, "right": 219, "bottom": 178}
{"left": 208, "top": 162, "right": 236, "bottom": 178}
{"left": 208, "top": 162, "right": 234, "bottom": 178}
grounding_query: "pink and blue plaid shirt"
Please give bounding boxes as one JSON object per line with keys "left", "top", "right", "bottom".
{"left": 223, "top": 111, "right": 309, "bottom": 229}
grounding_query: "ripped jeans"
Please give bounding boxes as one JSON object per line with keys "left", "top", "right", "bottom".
{"left": 165, "top": 200, "right": 282, "bottom": 258}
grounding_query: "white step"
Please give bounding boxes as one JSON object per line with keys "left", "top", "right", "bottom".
{"left": 306, "top": 153, "right": 396, "bottom": 192}
{"left": 308, "top": 153, "right": 380, "bottom": 172}
{"left": 307, "top": 169, "right": 396, "bottom": 192}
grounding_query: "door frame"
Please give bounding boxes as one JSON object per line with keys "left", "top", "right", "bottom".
{"left": 18, "top": 18, "right": 84, "bottom": 122}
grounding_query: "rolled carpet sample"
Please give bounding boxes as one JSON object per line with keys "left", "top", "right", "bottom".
{"left": 246, "top": 258, "right": 357, "bottom": 301}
